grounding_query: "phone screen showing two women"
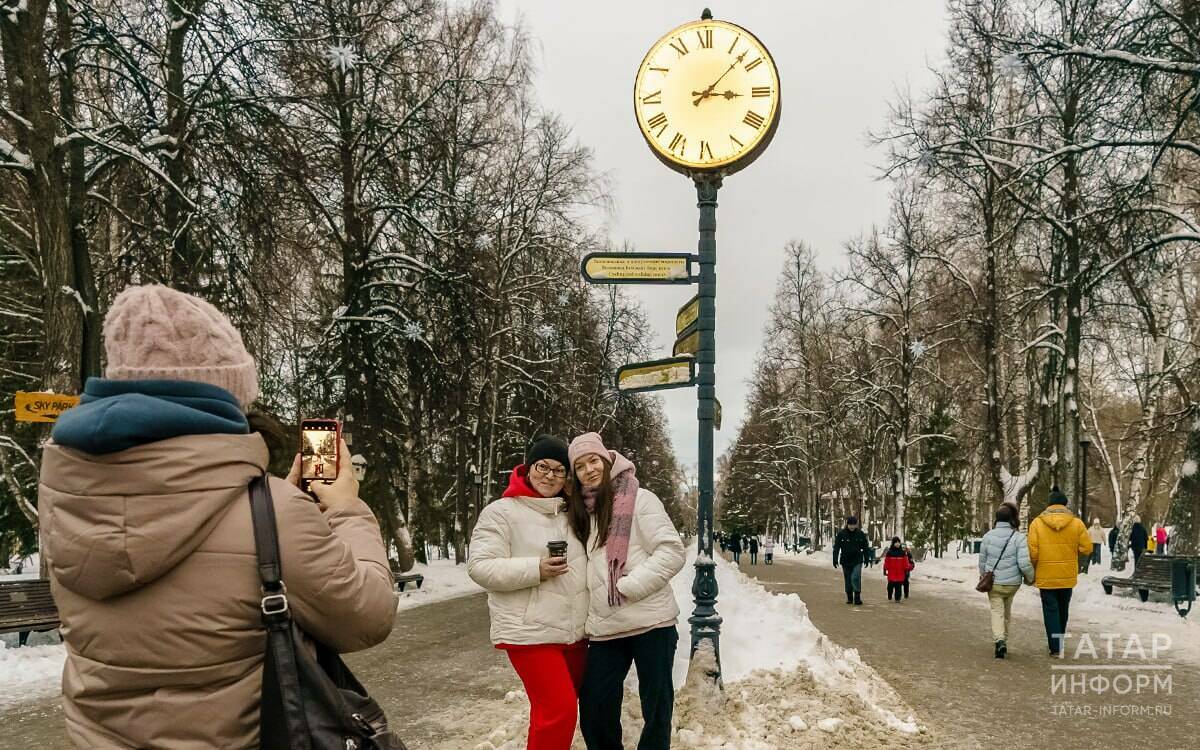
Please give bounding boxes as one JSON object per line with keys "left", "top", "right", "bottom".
{"left": 301, "top": 421, "right": 339, "bottom": 482}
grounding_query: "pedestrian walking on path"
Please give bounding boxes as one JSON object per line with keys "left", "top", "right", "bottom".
{"left": 1087, "top": 518, "right": 1105, "bottom": 568}
{"left": 902, "top": 544, "right": 914, "bottom": 598}
{"left": 764, "top": 537, "right": 775, "bottom": 564}
{"left": 1130, "top": 515, "right": 1149, "bottom": 565}
{"left": 1028, "top": 487, "right": 1092, "bottom": 657}
{"left": 882, "top": 537, "right": 913, "bottom": 602}
{"left": 730, "top": 535, "right": 742, "bottom": 564}
{"left": 39, "top": 285, "right": 397, "bottom": 748}
{"left": 748, "top": 535, "right": 760, "bottom": 565}
{"left": 833, "top": 515, "right": 871, "bottom": 605}
{"left": 467, "top": 435, "right": 588, "bottom": 750}
{"left": 978, "top": 504, "right": 1034, "bottom": 659}
{"left": 1155, "top": 524, "right": 1169, "bottom": 555}
{"left": 568, "top": 433, "right": 686, "bottom": 750}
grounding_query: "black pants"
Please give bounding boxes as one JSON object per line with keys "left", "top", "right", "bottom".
{"left": 1040, "top": 588, "right": 1073, "bottom": 654}
{"left": 750, "top": 552, "right": 758, "bottom": 564}
{"left": 732, "top": 551, "right": 741, "bottom": 563}
{"left": 580, "top": 626, "right": 678, "bottom": 750}
{"left": 887, "top": 581, "right": 903, "bottom": 601}
{"left": 903, "top": 574, "right": 910, "bottom": 598}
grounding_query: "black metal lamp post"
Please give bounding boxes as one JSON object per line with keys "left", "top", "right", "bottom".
{"left": 1079, "top": 434, "right": 1091, "bottom": 522}
{"left": 931, "top": 465, "right": 940, "bottom": 559}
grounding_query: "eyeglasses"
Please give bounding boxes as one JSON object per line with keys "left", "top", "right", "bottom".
{"left": 531, "top": 462, "right": 567, "bottom": 479}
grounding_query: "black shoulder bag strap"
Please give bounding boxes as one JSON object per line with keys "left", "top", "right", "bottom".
{"left": 249, "top": 475, "right": 314, "bottom": 750}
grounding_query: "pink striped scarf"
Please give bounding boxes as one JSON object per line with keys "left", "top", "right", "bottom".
{"left": 582, "top": 451, "right": 638, "bottom": 607}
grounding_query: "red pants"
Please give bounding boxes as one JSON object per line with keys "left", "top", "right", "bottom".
{"left": 503, "top": 643, "right": 588, "bottom": 750}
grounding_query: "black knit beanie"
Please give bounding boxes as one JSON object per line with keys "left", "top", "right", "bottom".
{"left": 846, "top": 515, "right": 859, "bottom": 526}
{"left": 1048, "top": 485, "right": 1069, "bottom": 507}
{"left": 525, "top": 434, "right": 569, "bottom": 469}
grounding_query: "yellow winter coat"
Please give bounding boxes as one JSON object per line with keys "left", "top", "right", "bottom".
{"left": 1028, "top": 504, "right": 1093, "bottom": 589}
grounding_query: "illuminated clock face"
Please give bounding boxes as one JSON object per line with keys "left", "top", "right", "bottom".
{"left": 634, "top": 18, "right": 781, "bottom": 174}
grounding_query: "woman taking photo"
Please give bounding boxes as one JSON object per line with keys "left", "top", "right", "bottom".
{"left": 568, "top": 432, "right": 686, "bottom": 750}
{"left": 468, "top": 435, "right": 588, "bottom": 750}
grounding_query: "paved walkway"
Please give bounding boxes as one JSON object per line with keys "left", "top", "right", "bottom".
{"left": 734, "top": 554, "right": 1198, "bottom": 749}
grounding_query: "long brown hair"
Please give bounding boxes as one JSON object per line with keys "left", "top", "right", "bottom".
{"left": 565, "top": 458, "right": 614, "bottom": 549}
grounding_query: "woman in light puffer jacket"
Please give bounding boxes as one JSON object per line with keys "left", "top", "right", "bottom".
{"left": 567, "top": 432, "right": 686, "bottom": 750}
{"left": 978, "top": 503, "right": 1035, "bottom": 659}
{"left": 467, "top": 435, "right": 588, "bottom": 750}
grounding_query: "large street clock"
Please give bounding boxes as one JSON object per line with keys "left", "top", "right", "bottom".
{"left": 634, "top": 14, "right": 781, "bottom": 175}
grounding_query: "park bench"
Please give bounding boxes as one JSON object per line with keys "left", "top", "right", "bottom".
{"left": 1102, "top": 554, "right": 1200, "bottom": 603}
{"left": 388, "top": 561, "right": 424, "bottom": 592}
{"left": 0, "top": 579, "right": 60, "bottom": 647}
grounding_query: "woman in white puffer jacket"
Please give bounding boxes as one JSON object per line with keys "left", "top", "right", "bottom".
{"left": 567, "top": 432, "right": 686, "bottom": 750}
{"left": 468, "top": 435, "right": 588, "bottom": 750}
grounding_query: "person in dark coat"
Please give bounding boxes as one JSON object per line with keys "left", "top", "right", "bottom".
{"left": 833, "top": 516, "right": 871, "bottom": 605}
{"left": 748, "top": 536, "right": 760, "bottom": 565}
{"left": 1107, "top": 526, "right": 1118, "bottom": 566}
{"left": 1129, "top": 516, "right": 1149, "bottom": 565}
{"left": 730, "top": 535, "right": 742, "bottom": 564}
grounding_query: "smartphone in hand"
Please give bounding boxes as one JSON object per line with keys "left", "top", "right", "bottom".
{"left": 299, "top": 418, "right": 341, "bottom": 497}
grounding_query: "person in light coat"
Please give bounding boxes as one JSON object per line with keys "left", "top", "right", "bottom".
{"left": 39, "top": 285, "right": 396, "bottom": 749}
{"left": 978, "top": 504, "right": 1034, "bottom": 659}
{"left": 568, "top": 433, "right": 686, "bottom": 750}
{"left": 467, "top": 435, "right": 587, "bottom": 750}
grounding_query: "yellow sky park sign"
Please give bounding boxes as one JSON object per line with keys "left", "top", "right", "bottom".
{"left": 676, "top": 295, "right": 699, "bottom": 335}
{"left": 14, "top": 392, "right": 80, "bottom": 423}
{"left": 581, "top": 253, "right": 693, "bottom": 284}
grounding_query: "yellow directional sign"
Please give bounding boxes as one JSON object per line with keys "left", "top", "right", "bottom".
{"left": 676, "top": 295, "right": 699, "bottom": 335}
{"left": 582, "top": 252, "right": 696, "bottom": 285}
{"left": 15, "top": 391, "right": 80, "bottom": 423}
{"left": 673, "top": 324, "right": 699, "bottom": 357}
{"left": 616, "top": 357, "right": 696, "bottom": 393}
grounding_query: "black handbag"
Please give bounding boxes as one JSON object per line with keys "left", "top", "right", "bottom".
{"left": 249, "top": 476, "right": 407, "bottom": 750}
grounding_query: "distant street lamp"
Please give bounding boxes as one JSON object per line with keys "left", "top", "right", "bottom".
{"left": 932, "top": 466, "right": 943, "bottom": 559}
{"left": 1079, "top": 434, "right": 1092, "bottom": 522}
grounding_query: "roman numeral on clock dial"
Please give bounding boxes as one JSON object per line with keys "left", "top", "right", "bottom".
{"left": 641, "top": 90, "right": 661, "bottom": 105}
{"left": 669, "top": 132, "right": 687, "bottom": 154}
{"left": 752, "top": 86, "right": 771, "bottom": 98}
{"left": 696, "top": 28, "right": 713, "bottom": 49}
{"left": 646, "top": 112, "right": 667, "bottom": 137}
{"left": 743, "top": 111, "right": 765, "bottom": 129}
{"left": 699, "top": 141, "right": 713, "bottom": 160}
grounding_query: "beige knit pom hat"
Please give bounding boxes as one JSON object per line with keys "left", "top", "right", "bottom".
{"left": 103, "top": 285, "right": 259, "bottom": 407}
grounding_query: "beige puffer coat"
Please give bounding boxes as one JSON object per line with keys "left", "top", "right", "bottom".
{"left": 586, "top": 488, "right": 686, "bottom": 639}
{"left": 38, "top": 433, "right": 398, "bottom": 749}
{"left": 467, "top": 495, "right": 588, "bottom": 646}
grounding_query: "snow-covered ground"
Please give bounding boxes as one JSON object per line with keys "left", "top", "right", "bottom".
{"left": 395, "top": 557, "right": 483, "bottom": 612}
{"left": 787, "top": 542, "right": 1200, "bottom": 666}
{"left": 475, "top": 550, "right": 926, "bottom": 749}
{"left": 0, "top": 555, "right": 484, "bottom": 710}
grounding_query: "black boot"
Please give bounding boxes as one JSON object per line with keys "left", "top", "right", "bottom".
{"left": 995, "top": 640, "right": 1007, "bottom": 659}
{"left": 846, "top": 593, "right": 853, "bottom": 604}
{"left": 854, "top": 592, "right": 863, "bottom": 605}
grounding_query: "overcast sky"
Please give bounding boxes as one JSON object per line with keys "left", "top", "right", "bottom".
{"left": 494, "top": 1, "right": 950, "bottom": 468}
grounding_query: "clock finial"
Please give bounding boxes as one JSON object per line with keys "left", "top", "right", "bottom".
{"left": 701, "top": 8, "right": 713, "bottom": 20}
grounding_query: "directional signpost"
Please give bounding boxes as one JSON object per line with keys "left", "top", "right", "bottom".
{"left": 616, "top": 357, "right": 697, "bottom": 393}
{"left": 672, "top": 324, "right": 700, "bottom": 357}
{"left": 581, "top": 252, "right": 697, "bottom": 285}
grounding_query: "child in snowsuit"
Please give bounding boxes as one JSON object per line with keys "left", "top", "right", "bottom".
{"left": 883, "top": 537, "right": 913, "bottom": 602}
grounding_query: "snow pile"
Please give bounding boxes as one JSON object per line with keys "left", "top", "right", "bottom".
{"left": 0, "top": 641, "right": 65, "bottom": 711}
{"left": 395, "top": 557, "right": 483, "bottom": 612}
{"left": 476, "top": 551, "right": 926, "bottom": 748}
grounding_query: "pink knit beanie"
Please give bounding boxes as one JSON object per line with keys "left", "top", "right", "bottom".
{"left": 103, "top": 285, "right": 259, "bottom": 407}
{"left": 568, "top": 432, "right": 610, "bottom": 468}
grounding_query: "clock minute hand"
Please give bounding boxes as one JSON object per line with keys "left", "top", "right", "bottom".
{"left": 693, "top": 51, "right": 747, "bottom": 106}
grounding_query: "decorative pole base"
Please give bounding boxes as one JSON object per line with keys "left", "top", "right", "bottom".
{"left": 689, "top": 555, "right": 722, "bottom": 683}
